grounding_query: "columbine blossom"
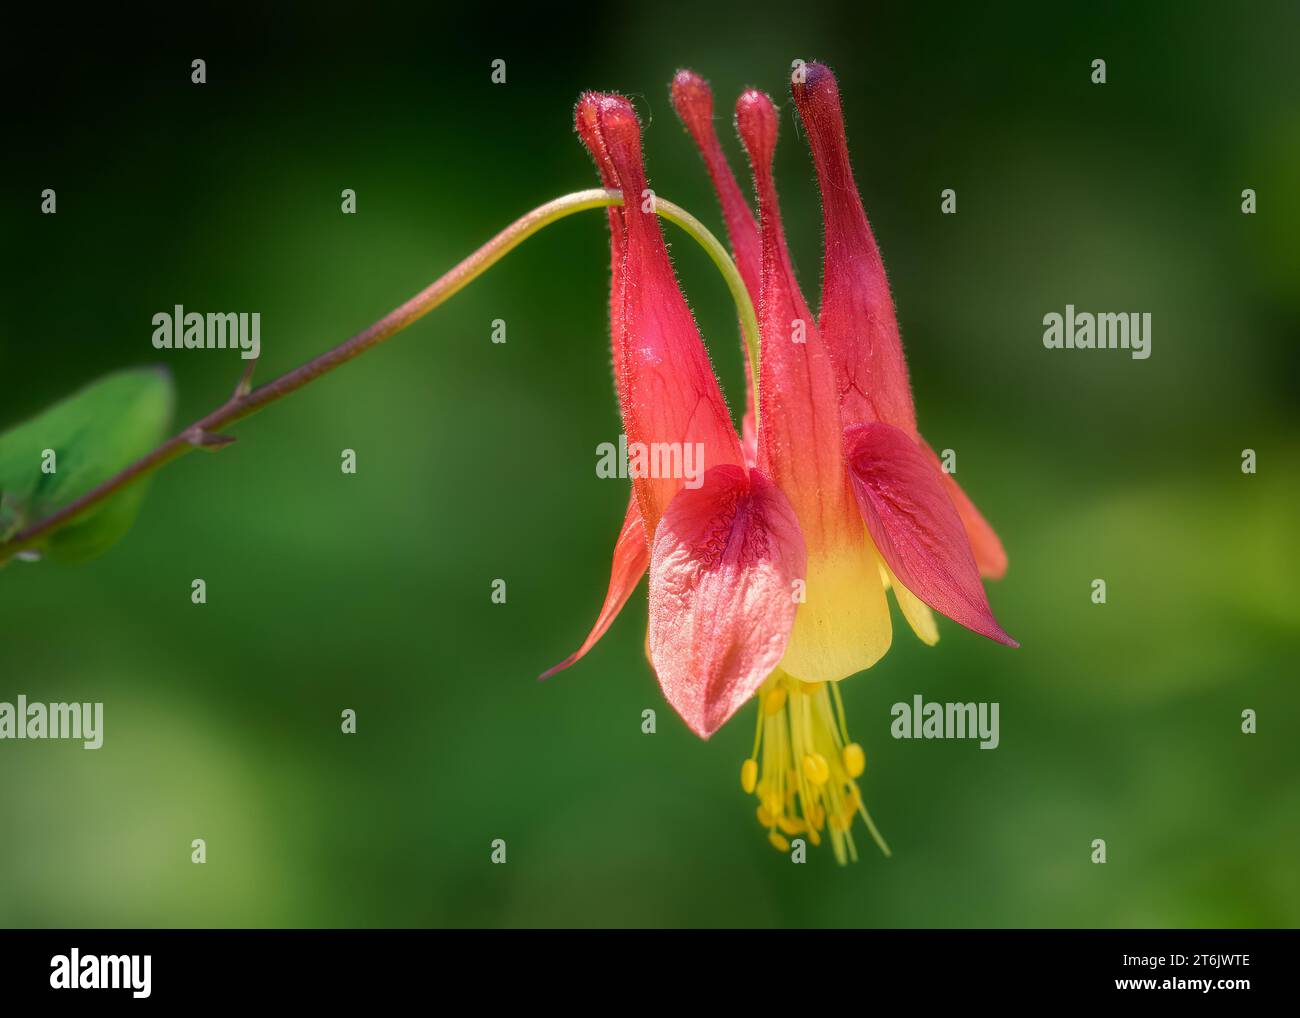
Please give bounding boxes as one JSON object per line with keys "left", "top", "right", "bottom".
{"left": 790, "top": 63, "right": 1009, "bottom": 586}
{"left": 546, "top": 65, "right": 1016, "bottom": 862}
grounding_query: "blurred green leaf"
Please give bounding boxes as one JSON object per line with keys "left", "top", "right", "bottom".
{"left": 0, "top": 366, "right": 174, "bottom": 562}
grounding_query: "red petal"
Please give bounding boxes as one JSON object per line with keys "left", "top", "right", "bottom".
{"left": 539, "top": 492, "right": 649, "bottom": 680}
{"left": 575, "top": 93, "right": 627, "bottom": 385}
{"left": 670, "top": 70, "right": 761, "bottom": 467}
{"left": 739, "top": 415, "right": 758, "bottom": 470}
{"left": 791, "top": 63, "right": 917, "bottom": 435}
{"left": 648, "top": 464, "right": 806, "bottom": 738}
{"left": 670, "top": 70, "right": 762, "bottom": 305}
{"left": 736, "top": 90, "right": 849, "bottom": 535}
{"left": 595, "top": 96, "right": 746, "bottom": 536}
{"left": 736, "top": 89, "right": 893, "bottom": 681}
{"left": 920, "top": 438, "right": 1009, "bottom": 580}
{"left": 845, "top": 423, "right": 1016, "bottom": 647}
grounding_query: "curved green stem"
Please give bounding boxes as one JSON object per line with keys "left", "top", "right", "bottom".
{"left": 441, "top": 188, "right": 759, "bottom": 403}
{"left": 0, "top": 188, "right": 759, "bottom": 564}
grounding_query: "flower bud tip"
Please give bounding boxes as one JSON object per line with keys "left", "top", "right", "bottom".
{"left": 735, "top": 88, "right": 778, "bottom": 169}
{"left": 671, "top": 69, "right": 714, "bottom": 133}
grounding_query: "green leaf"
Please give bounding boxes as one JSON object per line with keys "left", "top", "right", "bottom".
{"left": 0, "top": 366, "right": 174, "bottom": 562}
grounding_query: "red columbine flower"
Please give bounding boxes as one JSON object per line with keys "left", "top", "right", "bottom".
{"left": 547, "top": 70, "right": 1016, "bottom": 862}
{"left": 677, "top": 68, "right": 1014, "bottom": 656}
{"left": 551, "top": 94, "right": 808, "bottom": 740}
{"left": 790, "top": 63, "right": 1009, "bottom": 586}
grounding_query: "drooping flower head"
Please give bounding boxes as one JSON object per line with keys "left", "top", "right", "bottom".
{"left": 545, "top": 66, "right": 1018, "bottom": 862}
{"left": 678, "top": 70, "right": 1014, "bottom": 657}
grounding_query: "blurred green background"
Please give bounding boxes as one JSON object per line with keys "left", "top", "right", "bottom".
{"left": 2, "top": 2, "right": 1297, "bottom": 927}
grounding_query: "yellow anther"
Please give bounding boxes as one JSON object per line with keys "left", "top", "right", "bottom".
{"left": 740, "top": 667, "right": 886, "bottom": 861}
{"left": 802, "top": 752, "right": 830, "bottom": 786}
{"left": 777, "top": 815, "right": 806, "bottom": 836}
{"left": 842, "top": 742, "right": 866, "bottom": 778}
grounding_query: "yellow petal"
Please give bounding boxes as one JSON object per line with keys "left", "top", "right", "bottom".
{"left": 879, "top": 561, "right": 939, "bottom": 646}
{"left": 778, "top": 542, "right": 892, "bottom": 682}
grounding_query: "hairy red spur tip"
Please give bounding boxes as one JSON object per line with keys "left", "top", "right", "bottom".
{"left": 670, "top": 69, "right": 714, "bottom": 135}
{"left": 574, "top": 92, "right": 620, "bottom": 190}
{"left": 593, "top": 95, "right": 640, "bottom": 151}
{"left": 596, "top": 99, "right": 658, "bottom": 246}
{"left": 669, "top": 70, "right": 760, "bottom": 292}
{"left": 590, "top": 93, "right": 747, "bottom": 536}
{"left": 788, "top": 64, "right": 854, "bottom": 198}
{"left": 670, "top": 70, "right": 763, "bottom": 454}
{"left": 789, "top": 59, "right": 838, "bottom": 106}
{"left": 574, "top": 93, "right": 639, "bottom": 186}
{"left": 574, "top": 91, "right": 603, "bottom": 132}
{"left": 594, "top": 98, "right": 652, "bottom": 213}
{"left": 574, "top": 92, "right": 631, "bottom": 386}
{"left": 734, "top": 89, "right": 778, "bottom": 172}
{"left": 791, "top": 60, "right": 919, "bottom": 436}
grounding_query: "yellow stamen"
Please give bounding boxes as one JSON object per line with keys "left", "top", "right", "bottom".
{"left": 803, "top": 752, "right": 830, "bottom": 785}
{"left": 777, "top": 814, "right": 807, "bottom": 836}
{"left": 842, "top": 742, "right": 866, "bottom": 778}
{"left": 739, "top": 670, "right": 890, "bottom": 864}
